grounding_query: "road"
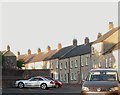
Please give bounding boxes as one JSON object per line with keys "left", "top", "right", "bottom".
{"left": 1, "top": 84, "right": 82, "bottom": 95}
{"left": 1, "top": 84, "right": 118, "bottom": 95}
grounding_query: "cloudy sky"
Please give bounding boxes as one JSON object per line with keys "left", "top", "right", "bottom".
{"left": 1, "top": 1, "right": 118, "bottom": 55}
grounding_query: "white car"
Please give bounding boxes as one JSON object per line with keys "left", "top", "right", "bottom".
{"left": 15, "top": 76, "right": 55, "bottom": 90}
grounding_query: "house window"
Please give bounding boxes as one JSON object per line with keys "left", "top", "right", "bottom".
{"left": 71, "top": 73, "right": 74, "bottom": 80}
{"left": 74, "top": 73, "right": 77, "bottom": 80}
{"left": 75, "top": 60, "right": 78, "bottom": 67}
{"left": 92, "top": 47, "right": 95, "bottom": 54}
{"left": 81, "top": 59, "right": 83, "bottom": 66}
{"left": 99, "top": 61, "right": 101, "bottom": 68}
{"left": 85, "top": 57, "right": 88, "bottom": 65}
{"left": 109, "top": 57, "right": 112, "bottom": 68}
{"left": 65, "top": 62, "right": 67, "bottom": 69}
{"left": 50, "top": 63, "right": 53, "bottom": 69}
{"left": 56, "top": 61, "right": 58, "bottom": 69}
{"left": 60, "top": 74, "right": 63, "bottom": 81}
{"left": 60, "top": 63, "right": 62, "bottom": 69}
{"left": 70, "top": 61, "right": 73, "bottom": 68}
{"left": 65, "top": 74, "right": 67, "bottom": 82}
{"left": 105, "top": 58, "right": 108, "bottom": 68}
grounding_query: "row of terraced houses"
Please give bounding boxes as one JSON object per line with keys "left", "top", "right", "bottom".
{"left": 1, "top": 22, "right": 120, "bottom": 84}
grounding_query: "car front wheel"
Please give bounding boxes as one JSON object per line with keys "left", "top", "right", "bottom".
{"left": 41, "top": 83, "right": 47, "bottom": 90}
{"left": 18, "top": 82, "right": 24, "bottom": 88}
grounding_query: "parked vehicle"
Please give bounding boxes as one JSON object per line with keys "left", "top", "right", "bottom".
{"left": 15, "top": 76, "right": 55, "bottom": 90}
{"left": 42, "top": 76, "right": 62, "bottom": 88}
{"left": 81, "top": 68, "right": 120, "bottom": 95}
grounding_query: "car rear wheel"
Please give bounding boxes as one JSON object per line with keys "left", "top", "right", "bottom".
{"left": 55, "top": 84, "right": 59, "bottom": 88}
{"left": 18, "top": 82, "right": 24, "bottom": 88}
{"left": 41, "top": 83, "right": 47, "bottom": 90}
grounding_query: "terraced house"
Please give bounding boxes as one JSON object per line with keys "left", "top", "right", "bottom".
{"left": 59, "top": 38, "right": 92, "bottom": 84}
{"left": 17, "top": 44, "right": 61, "bottom": 70}
{"left": 91, "top": 22, "right": 120, "bottom": 74}
{"left": 45, "top": 40, "right": 76, "bottom": 81}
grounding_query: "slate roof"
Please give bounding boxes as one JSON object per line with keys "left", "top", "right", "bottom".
{"left": 94, "top": 27, "right": 120, "bottom": 44}
{"left": 59, "top": 43, "right": 92, "bottom": 59}
{"left": 103, "top": 41, "right": 120, "bottom": 55}
{"left": 46, "top": 45, "right": 75, "bottom": 60}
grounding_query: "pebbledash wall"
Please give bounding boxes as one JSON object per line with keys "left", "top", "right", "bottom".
{"left": 2, "top": 69, "right": 51, "bottom": 88}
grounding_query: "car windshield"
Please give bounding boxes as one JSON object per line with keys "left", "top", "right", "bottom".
{"left": 86, "top": 71, "right": 118, "bottom": 81}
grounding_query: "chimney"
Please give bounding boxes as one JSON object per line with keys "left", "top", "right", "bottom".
{"left": 57, "top": 43, "right": 62, "bottom": 50}
{"left": 7, "top": 45, "right": 10, "bottom": 51}
{"left": 84, "top": 37, "right": 89, "bottom": 44}
{"left": 97, "top": 33, "right": 102, "bottom": 39}
{"left": 108, "top": 22, "right": 114, "bottom": 30}
{"left": 73, "top": 39, "right": 77, "bottom": 46}
{"left": 37, "top": 48, "right": 41, "bottom": 54}
{"left": 17, "top": 51, "right": 20, "bottom": 56}
{"left": 47, "top": 45, "right": 51, "bottom": 51}
{"left": 28, "top": 49, "right": 31, "bottom": 55}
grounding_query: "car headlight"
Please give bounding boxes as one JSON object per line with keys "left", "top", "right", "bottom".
{"left": 82, "top": 86, "right": 89, "bottom": 91}
{"left": 110, "top": 87, "right": 119, "bottom": 91}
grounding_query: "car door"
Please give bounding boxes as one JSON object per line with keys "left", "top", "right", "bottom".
{"left": 27, "top": 78, "right": 40, "bottom": 87}
{"left": 38, "top": 78, "right": 45, "bottom": 87}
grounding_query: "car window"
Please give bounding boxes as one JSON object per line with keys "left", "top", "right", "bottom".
{"left": 29, "top": 77, "right": 39, "bottom": 81}
{"left": 87, "top": 71, "right": 117, "bottom": 81}
{"left": 45, "top": 77, "right": 54, "bottom": 80}
{"left": 38, "top": 78, "right": 43, "bottom": 81}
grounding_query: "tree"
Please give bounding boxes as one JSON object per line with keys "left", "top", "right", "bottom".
{"left": 17, "top": 59, "right": 25, "bottom": 69}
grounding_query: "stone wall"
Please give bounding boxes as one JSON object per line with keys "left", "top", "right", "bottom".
{"left": 2, "top": 69, "right": 51, "bottom": 88}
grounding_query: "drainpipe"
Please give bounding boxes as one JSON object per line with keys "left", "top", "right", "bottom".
{"left": 58, "top": 59, "right": 60, "bottom": 81}
{"left": 68, "top": 58, "right": 70, "bottom": 84}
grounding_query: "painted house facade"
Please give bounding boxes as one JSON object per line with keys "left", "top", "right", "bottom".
{"left": 17, "top": 45, "right": 59, "bottom": 70}
{"left": 91, "top": 22, "right": 120, "bottom": 71}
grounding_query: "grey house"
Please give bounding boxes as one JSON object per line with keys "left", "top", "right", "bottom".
{"left": 45, "top": 39, "right": 77, "bottom": 80}
{"left": 59, "top": 37, "right": 92, "bottom": 83}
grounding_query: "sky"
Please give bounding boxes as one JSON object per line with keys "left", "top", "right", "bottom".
{"left": 1, "top": 1, "right": 118, "bottom": 55}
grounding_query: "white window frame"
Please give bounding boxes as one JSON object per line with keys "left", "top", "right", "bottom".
{"left": 109, "top": 57, "right": 112, "bottom": 68}
{"left": 65, "top": 62, "right": 67, "bottom": 69}
{"left": 70, "top": 61, "right": 73, "bottom": 68}
{"left": 71, "top": 73, "right": 74, "bottom": 80}
{"left": 105, "top": 58, "right": 108, "bottom": 68}
{"left": 75, "top": 60, "right": 78, "bottom": 67}
{"left": 81, "top": 59, "right": 84, "bottom": 66}
{"left": 60, "top": 63, "right": 62, "bottom": 69}
{"left": 85, "top": 57, "right": 88, "bottom": 65}
{"left": 56, "top": 61, "right": 58, "bottom": 69}
{"left": 74, "top": 73, "right": 77, "bottom": 80}
{"left": 50, "top": 63, "right": 53, "bottom": 69}
{"left": 60, "top": 74, "right": 63, "bottom": 81}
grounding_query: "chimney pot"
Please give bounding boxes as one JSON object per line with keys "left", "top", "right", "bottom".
{"left": 85, "top": 37, "right": 89, "bottom": 44}
{"left": 17, "top": 51, "right": 20, "bottom": 56}
{"left": 58, "top": 43, "right": 62, "bottom": 50}
{"left": 109, "top": 22, "right": 114, "bottom": 30}
{"left": 47, "top": 45, "right": 51, "bottom": 51}
{"left": 97, "top": 33, "right": 102, "bottom": 39}
{"left": 7, "top": 45, "right": 10, "bottom": 51}
{"left": 73, "top": 39, "right": 77, "bottom": 46}
{"left": 28, "top": 49, "right": 31, "bottom": 55}
{"left": 37, "top": 48, "right": 41, "bottom": 54}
